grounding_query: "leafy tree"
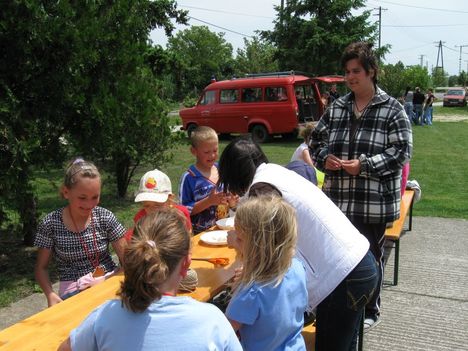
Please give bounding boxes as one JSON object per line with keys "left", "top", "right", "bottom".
{"left": 167, "top": 26, "right": 234, "bottom": 98}
{"left": 66, "top": 1, "right": 187, "bottom": 198}
{"left": 379, "top": 61, "right": 407, "bottom": 98}
{"left": 1, "top": 0, "right": 187, "bottom": 244}
{"left": 448, "top": 75, "right": 459, "bottom": 87}
{"left": 458, "top": 71, "right": 467, "bottom": 87}
{"left": 379, "top": 62, "right": 431, "bottom": 98}
{"left": 432, "top": 67, "right": 448, "bottom": 87}
{"left": 263, "top": 0, "right": 383, "bottom": 76}
{"left": 402, "top": 66, "right": 431, "bottom": 93}
{"left": 234, "top": 36, "right": 279, "bottom": 76}
{"left": 1, "top": 1, "right": 79, "bottom": 244}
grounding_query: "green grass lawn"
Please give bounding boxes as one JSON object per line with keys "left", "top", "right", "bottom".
{"left": 434, "top": 105, "right": 468, "bottom": 116}
{"left": 1, "top": 119, "right": 467, "bottom": 308}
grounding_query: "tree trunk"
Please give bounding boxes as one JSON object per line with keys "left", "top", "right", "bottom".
{"left": 18, "top": 169, "right": 38, "bottom": 246}
{"left": 115, "top": 157, "right": 130, "bottom": 198}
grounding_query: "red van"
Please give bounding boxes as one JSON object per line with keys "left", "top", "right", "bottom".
{"left": 179, "top": 72, "right": 343, "bottom": 142}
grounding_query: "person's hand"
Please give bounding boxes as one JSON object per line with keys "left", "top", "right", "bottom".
{"left": 208, "top": 189, "right": 228, "bottom": 206}
{"left": 47, "top": 292, "right": 63, "bottom": 307}
{"left": 325, "top": 154, "right": 343, "bottom": 170}
{"left": 341, "top": 159, "right": 361, "bottom": 176}
{"left": 226, "top": 193, "right": 239, "bottom": 208}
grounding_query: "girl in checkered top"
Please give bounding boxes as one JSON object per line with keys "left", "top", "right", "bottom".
{"left": 34, "top": 158, "right": 127, "bottom": 306}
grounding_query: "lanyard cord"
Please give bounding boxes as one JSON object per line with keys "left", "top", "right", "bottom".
{"left": 68, "top": 208, "right": 100, "bottom": 269}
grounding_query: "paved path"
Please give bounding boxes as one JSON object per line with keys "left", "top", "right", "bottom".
{"left": 365, "top": 216, "right": 468, "bottom": 351}
{"left": 1, "top": 217, "right": 468, "bottom": 351}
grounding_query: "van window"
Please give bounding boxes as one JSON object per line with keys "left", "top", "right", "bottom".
{"left": 199, "top": 90, "right": 216, "bottom": 105}
{"left": 220, "top": 89, "right": 239, "bottom": 103}
{"left": 241, "top": 88, "right": 262, "bottom": 102}
{"left": 301, "top": 85, "right": 317, "bottom": 103}
{"left": 265, "top": 87, "right": 288, "bottom": 102}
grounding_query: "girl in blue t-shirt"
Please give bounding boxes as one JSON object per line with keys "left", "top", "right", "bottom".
{"left": 58, "top": 208, "right": 241, "bottom": 351}
{"left": 226, "top": 196, "right": 308, "bottom": 351}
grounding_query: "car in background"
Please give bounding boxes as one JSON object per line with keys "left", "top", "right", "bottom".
{"left": 179, "top": 72, "right": 344, "bottom": 143}
{"left": 443, "top": 88, "right": 467, "bottom": 107}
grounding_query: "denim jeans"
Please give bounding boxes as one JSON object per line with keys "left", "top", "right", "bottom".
{"left": 424, "top": 106, "right": 433, "bottom": 125}
{"left": 315, "top": 250, "right": 378, "bottom": 351}
{"left": 413, "top": 104, "right": 423, "bottom": 125}
{"left": 404, "top": 102, "right": 414, "bottom": 122}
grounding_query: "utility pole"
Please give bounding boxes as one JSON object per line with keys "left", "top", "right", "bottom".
{"left": 373, "top": 7, "right": 387, "bottom": 52}
{"left": 280, "top": 0, "right": 284, "bottom": 25}
{"left": 455, "top": 44, "right": 468, "bottom": 74}
{"left": 418, "top": 54, "right": 426, "bottom": 68}
{"left": 434, "top": 40, "right": 445, "bottom": 74}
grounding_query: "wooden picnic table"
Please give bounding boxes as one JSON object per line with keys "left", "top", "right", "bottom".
{"left": 0, "top": 232, "right": 240, "bottom": 350}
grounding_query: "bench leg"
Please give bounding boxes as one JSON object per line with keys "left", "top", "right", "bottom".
{"left": 408, "top": 200, "right": 414, "bottom": 231}
{"left": 393, "top": 239, "right": 400, "bottom": 286}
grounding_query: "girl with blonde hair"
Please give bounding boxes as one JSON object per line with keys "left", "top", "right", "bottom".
{"left": 59, "top": 207, "right": 241, "bottom": 351}
{"left": 226, "top": 195, "right": 308, "bottom": 351}
{"left": 35, "top": 158, "right": 126, "bottom": 306}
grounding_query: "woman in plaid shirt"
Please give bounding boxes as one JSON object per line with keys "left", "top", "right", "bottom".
{"left": 310, "top": 42, "right": 412, "bottom": 330}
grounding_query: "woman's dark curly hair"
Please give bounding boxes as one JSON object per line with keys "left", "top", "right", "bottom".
{"left": 341, "top": 41, "right": 379, "bottom": 85}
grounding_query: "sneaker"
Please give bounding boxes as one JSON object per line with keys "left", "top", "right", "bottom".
{"left": 363, "top": 316, "right": 381, "bottom": 332}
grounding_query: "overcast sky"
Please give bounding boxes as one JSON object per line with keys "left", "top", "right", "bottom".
{"left": 150, "top": 0, "right": 468, "bottom": 77}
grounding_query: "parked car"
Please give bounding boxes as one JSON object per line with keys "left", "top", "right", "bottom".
{"left": 443, "top": 88, "right": 467, "bottom": 107}
{"left": 179, "top": 72, "right": 344, "bottom": 143}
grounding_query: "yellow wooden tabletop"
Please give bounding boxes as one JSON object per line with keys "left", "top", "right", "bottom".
{"left": 0, "top": 233, "right": 240, "bottom": 350}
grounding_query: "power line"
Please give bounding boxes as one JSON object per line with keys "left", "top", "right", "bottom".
{"left": 375, "top": 0, "right": 468, "bottom": 14}
{"left": 188, "top": 16, "right": 254, "bottom": 39}
{"left": 180, "top": 4, "right": 273, "bottom": 19}
{"left": 384, "top": 24, "right": 468, "bottom": 28}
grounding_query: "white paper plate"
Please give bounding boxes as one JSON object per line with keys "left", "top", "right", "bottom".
{"left": 216, "top": 217, "right": 235, "bottom": 230}
{"left": 200, "top": 230, "right": 228, "bottom": 246}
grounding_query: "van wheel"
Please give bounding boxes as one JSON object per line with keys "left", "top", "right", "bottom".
{"left": 251, "top": 125, "right": 270, "bottom": 143}
{"left": 186, "top": 124, "right": 197, "bottom": 138}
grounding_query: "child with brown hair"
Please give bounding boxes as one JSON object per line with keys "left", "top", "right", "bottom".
{"left": 58, "top": 208, "right": 241, "bottom": 351}
{"left": 34, "top": 158, "right": 126, "bottom": 306}
{"left": 179, "top": 126, "right": 237, "bottom": 233}
{"left": 226, "top": 195, "right": 308, "bottom": 351}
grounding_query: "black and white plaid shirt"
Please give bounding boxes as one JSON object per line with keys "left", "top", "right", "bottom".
{"left": 310, "top": 88, "right": 413, "bottom": 224}
{"left": 34, "top": 206, "right": 125, "bottom": 281}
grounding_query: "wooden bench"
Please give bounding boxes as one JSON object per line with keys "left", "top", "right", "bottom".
{"left": 302, "top": 323, "right": 316, "bottom": 351}
{"left": 384, "top": 189, "right": 415, "bottom": 286}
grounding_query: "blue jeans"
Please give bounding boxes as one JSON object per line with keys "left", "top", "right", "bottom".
{"left": 424, "top": 106, "right": 433, "bottom": 125}
{"left": 413, "top": 104, "right": 423, "bottom": 125}
{"left": 315, "top": 250, "right": 378, "bottom": 351}
{"left": 404, "top": 102, "right": 414, "bottom": 122}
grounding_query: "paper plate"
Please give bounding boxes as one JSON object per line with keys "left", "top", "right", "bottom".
{"left": 200, "top": 230, "right": 228, "bottom": 246}
{"left": 216, "top": 217, "right": 235, "bottom": 230}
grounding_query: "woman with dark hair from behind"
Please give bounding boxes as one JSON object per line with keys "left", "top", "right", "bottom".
{"left": 218, "top": 135, "right": 378, "bottom": 351}
{"left": 58, "top": 208, "right": 241, "bottom": 351}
